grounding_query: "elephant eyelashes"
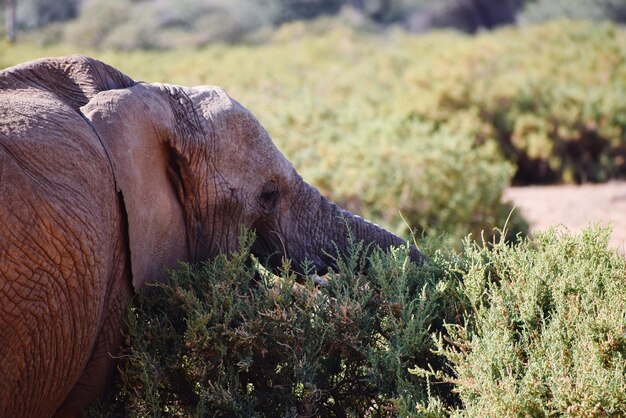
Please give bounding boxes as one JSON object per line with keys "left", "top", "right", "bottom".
{"left": 259, "top": 182, "right": 280, "bottom": 212}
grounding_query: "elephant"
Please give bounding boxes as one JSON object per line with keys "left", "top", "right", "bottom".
{"left": 0, "top": 55, "right": 422, "bottom": 417}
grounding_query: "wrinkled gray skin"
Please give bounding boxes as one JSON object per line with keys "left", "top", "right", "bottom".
{"left": 0, "top": 56, "right": 422, "bottom": 417}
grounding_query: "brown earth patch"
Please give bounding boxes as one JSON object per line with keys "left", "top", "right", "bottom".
{"left": 504, "top": 181, "right": 626, "bottom": 254}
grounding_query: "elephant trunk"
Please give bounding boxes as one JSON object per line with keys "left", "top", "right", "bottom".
{"left": 281, "top": 181, "right": 424, "bottom": 276}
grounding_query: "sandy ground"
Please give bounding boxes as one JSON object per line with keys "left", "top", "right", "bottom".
{"left": 504, "top": 181, "right": 626, "bottom": 254}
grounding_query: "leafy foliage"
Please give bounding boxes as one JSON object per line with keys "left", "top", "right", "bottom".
{"left": 98, "top": 227, "right": 626, "bottom": 417}
{"left": 378, "top": 21, "right": 626, "bottom": 184}
{"left": 420, "top": 226, "right": 626, "bottom": 416}
{"left": 105, "top": 232, "right": 461, "bottom": 416}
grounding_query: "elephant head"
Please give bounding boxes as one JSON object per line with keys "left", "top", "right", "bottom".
{"left": 0, "top": 55, "right": 423, "bottom": 416}
{"left": 82, "top": 80, "right": 422, "bottom": 291}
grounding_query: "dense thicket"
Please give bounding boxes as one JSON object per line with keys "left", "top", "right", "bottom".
{"left": 427, "top": 227, "right": 626, "bottom": 416}
{"left": 92, "top": 227, "right": 626, "bottom": 416}
{"left": 93, "top": 232, "right": 462, "bottom": 416}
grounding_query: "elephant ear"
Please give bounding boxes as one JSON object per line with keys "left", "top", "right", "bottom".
{"left": 81, "top": 83, "right": 189, "bottom": 293}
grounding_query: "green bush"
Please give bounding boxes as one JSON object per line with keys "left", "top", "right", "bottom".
{"left": 387, "top": 21, "right": 626, "bottom": 184}
{"left": 102, "top": 232, "right": 461, "bottom": 416}
{"left": 98, "top": 227, "right": 626, "bottom": 416}
{"left": 421, "top": 226, "right": 626, "bottom": 416}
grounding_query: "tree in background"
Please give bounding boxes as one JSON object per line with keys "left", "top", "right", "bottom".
{"left": 2, "top": 0, "right": 79, "bottom": 41}
{"left": 274, "top": 0, "right": 344, "bottom": 23}
{"left": 520, "top": 0, "right": 626, "bottom": 24}
{"left": 402, "top": 0, "right": 525, "bottom": 32}
{"left": 17, "top": 0, "right": 78, "bottom": 28}
{"left": 5, "top": 0, "right": 16, "bottom": 42}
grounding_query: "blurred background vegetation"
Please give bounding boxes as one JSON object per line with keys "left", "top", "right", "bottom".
{"left": 2, "top": 0, "right": 626, "bottom": 48}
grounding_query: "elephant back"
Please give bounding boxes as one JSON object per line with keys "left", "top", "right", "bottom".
{"left": 0, "top": 55, "right": 135, "bottom": 111}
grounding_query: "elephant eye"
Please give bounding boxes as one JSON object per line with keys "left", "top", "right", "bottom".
{"left": 259, "top": 181, "right": 280, "bottom": 212}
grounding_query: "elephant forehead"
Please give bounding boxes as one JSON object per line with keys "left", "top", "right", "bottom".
{"left": 184, "top": 86, "right": 263, "bottom": 140}
{"left": 183, "top": 85, "right": 242, "bottom": 125}
{"left": 218, "top": 131, "right": 292, "bottom": 182}
{"left": 181, "top": 85, "right": 293, "bottom": 181}
{"left": 218, "top": 115, "right": 292, "bottom": 178}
